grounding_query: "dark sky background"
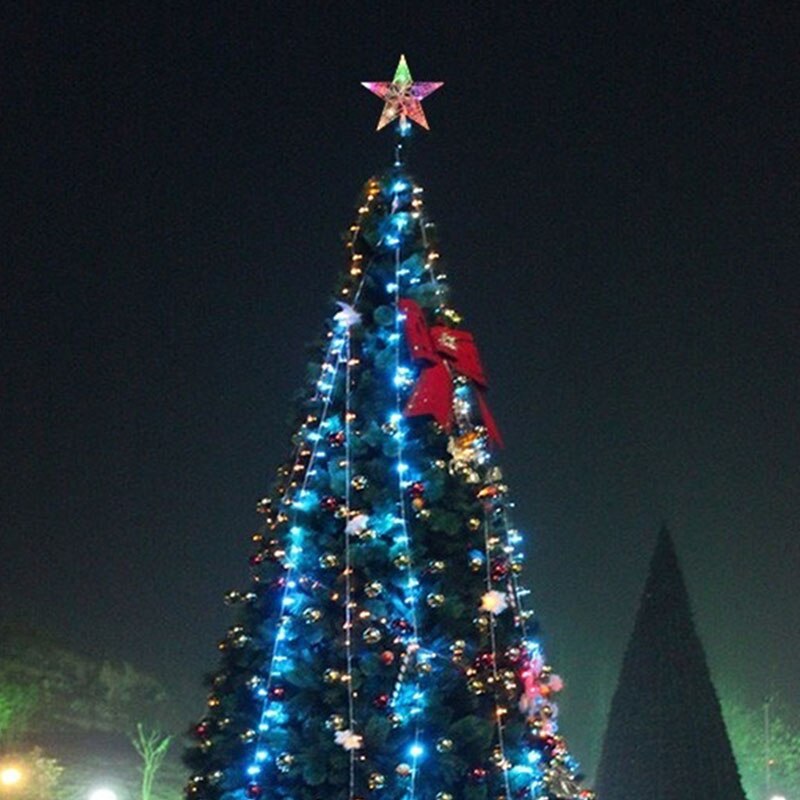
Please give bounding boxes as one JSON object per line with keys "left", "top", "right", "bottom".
{"left": 2, "top": 2, "right": 798, "bottom": 777}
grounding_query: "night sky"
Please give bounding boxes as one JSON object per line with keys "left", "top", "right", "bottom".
{"left": 3, "top": 3, "right": 798, "bottom": 776}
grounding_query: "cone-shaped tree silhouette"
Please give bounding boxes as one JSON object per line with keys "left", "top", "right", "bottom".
{"left": 595, "top": 528, "right": 745, "bottom": 800}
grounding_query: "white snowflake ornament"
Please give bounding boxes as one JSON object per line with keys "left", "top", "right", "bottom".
{"left": 345, "top": 514, "right": 370, "bottom": 536}
{"left": 334, "top": 302, "right": 361, "bottom": 329}
{"left": 480, "top": 590, "right": 508, "bottom": 615}
{"left": 335, "top": 729, "right": 363, "bottom": 750}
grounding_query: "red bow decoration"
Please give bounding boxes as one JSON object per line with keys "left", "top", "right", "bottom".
{"left": 399, "top": 299, "right": 503, "bottom": 446}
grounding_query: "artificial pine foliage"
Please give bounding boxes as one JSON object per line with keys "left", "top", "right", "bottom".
{"left": 596, "top": 527, "right": 746, "bottom": 800}
{"left": 185, "top": 63, "right": 590, "bottom": 800}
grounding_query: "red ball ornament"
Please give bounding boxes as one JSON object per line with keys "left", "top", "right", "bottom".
{"left": 247, "top": 785, "right": 263, "bottom": 798}
{"left": 379, "top": 650, "right": 395, "bottom": 666}
{"left": 194, "top": 722, "right": 211, "bottom": 738}
{"left": 468, "top": 767, "right": 488, "bottom": 783}
{"left": 328, "top": 431, "right": 346, "bottom": 447}
{"left": 490, "top": 559, "right": 510, "bottom": 581}
{"left": 320, "top": 495, "right": 340, "bottom": 512}
{"left": 373, "top": 693, "right": 390, "bottom": 709}
{"left": 534, "top": 734, "right": 557, "bottom": 755}
{"left": 408, "top": 481, "right": 426, "bottom": 497}
{"left": 269, "top": 686, "right": 286, "bottom": 701}
{"left": 478, "top": 651, "right": 495, "bottom": 669}
{"left": 248, "top": 553, "right": 264, "bottom": 566}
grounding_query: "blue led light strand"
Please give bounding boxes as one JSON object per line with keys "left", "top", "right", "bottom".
{"left": 244, "top": 264, "right": 371, "bottom": 787}
{"left": 391, "top": 236, "right": 425, "bottom": 800}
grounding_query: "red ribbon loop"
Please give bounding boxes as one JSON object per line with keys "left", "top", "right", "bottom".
{"left": 399, "top": 299, "right": 503, "bottom": 446}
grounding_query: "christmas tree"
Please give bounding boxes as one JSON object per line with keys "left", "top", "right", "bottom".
{"left": 185, "top": 56, "right": 591, "bottom": 800}
{"left": 595, "top": 527, "right": 745, "bottom": 799}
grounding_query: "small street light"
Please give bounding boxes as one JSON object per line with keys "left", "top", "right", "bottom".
{"left": 88, "top": 788, "right": 118, "bottom": 800}
{"left": 0, "top": 765, "right": 24, "bottom": 788}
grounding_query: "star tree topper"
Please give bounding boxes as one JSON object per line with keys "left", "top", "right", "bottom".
{"left": 362, "top": 55, "right": 443, "bottom": 131}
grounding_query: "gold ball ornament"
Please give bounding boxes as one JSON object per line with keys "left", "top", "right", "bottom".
{"left": 426, "top": 593, "right": 445, "bottom": 608}
{"left": 395, "top": 763, "right": 412, "bottom": 777}
{"left": 325, "top": 714, "right": 347, "bottom": 731}
{"left": 436, "top": 793, "right": 454, "bottom": 800}
{"left": 351, "top": 475, "right": 368, "bottom": 491}
{"left": 363, "top": 627, "right": 383, "bottom": 644}
{"left": 473, "top": 615, "right": 491, "bottom": 631}
{"left": 276, "top": 753, "right": 294, "bottom": 772}
{"left": 393, "top": 553, "right": 411, "bottom": 569}
{"left": 468, "top": 517, "right": 481, "bottom": 531}
{"left": 364, "top": 580, "right": 383, "bottom": 598}
{"left": 368, "top": 772, "right": 386, "bottom": 790}
{"left": 319, "top": 553, "right": 340, "bottom": 569}
{"left": 428, "top": 560, "right": 446, "bottom": 573}
{"left": 323, "top": 668, "right": 342, "bottom": 684}
{"left": 449, "top": 640, "right": 466, "bottom": 660}
{"left": 436, "top": 738, "right": 454, "bottom": 753}
{"left": 302, "top": 608, "right": 323, "bottom": 624}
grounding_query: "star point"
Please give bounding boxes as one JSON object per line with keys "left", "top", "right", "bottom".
{"left": 362, "top": 55, "right": 443, "bottom": 132}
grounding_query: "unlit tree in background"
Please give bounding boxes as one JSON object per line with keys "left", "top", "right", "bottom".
{"left": 721, "top": 695, "right": 800, "bottom": 800}
{"left": 132, "top": 723, "right": 172, "bottom": 800}
{"left": 0, "top": 677, "right": 38, "bottom": 745}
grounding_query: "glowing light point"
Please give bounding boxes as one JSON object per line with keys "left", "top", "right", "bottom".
{"left": 362, "top": 55, "right": 443, "bottom": 131}
{"left": 0, "top": 767, "right": 23, "bottom": 787}
{"left": 409, "top": 743, "right": 425, "bottom": 759}
{"left": 88, "top": 790, "right": 119, "bottom": 800}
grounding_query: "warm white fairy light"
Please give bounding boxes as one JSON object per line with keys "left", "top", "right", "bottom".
{"left": 482, "top": 499, "right": 515, "bottom": 800}
{"left": 343, "top": 322, "right": 358, "bottom": 799}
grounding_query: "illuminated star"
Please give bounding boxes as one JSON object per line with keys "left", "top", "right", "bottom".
{"left": 362, "top": 55, "right": 443, "bottom": 131}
